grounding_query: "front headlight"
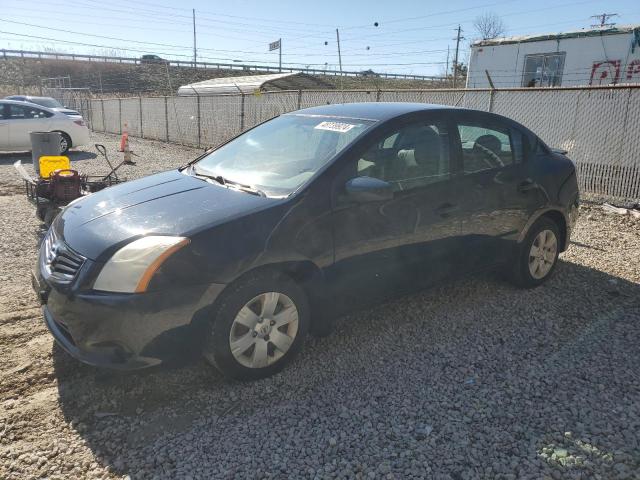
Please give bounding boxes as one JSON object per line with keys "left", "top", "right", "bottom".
{"left": 93, "top": 236, "right": 190, "bottom": 293}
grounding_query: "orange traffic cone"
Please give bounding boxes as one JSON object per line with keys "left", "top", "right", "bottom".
{"left": 119, "top": 122, "right": 132, "bottom": 163}
{"left": 119, "top": 122, "right": 129, "bottom": 152}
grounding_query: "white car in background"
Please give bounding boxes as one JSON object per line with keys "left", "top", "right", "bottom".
{"left": 4, "top": 95, "right": 83, "bottom": 119}
{"left": 0, "top": 100, "right": 90, "bottom": 154}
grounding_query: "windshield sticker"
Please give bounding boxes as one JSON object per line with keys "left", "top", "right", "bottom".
{"left": 314, "top": 121, "right": 358, "bottom": 133}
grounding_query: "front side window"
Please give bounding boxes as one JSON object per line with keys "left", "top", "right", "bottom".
{"left": 7, "top": 104, "right": 52, "bottom": 119}
{"left": 356, "top": 121, "right": 450, "bottom": 192}
{"left": 458, "top": 123, "right": 516, "bottom": 174}
{"left": 194, "top": 114, "right": 374, "bottom": 197}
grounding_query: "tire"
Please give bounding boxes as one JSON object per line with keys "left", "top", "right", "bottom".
{"left": 43, "top": 207, "right": 62, "bottom": 227}
{"left": 203, "top": 271, "right": 309, "bottom": 380}
{"left": 36, "top": 205, "right": 48, "bottom": 222}
{"left": 57, "top": 132, "right": 71, "bottom": 154}
{"left": 509, "top": 217, "right": 561, "bottom": 288}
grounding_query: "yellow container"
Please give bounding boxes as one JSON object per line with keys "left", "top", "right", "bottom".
{"left": 39, "top": 156, "right": 70, "bottom": 178}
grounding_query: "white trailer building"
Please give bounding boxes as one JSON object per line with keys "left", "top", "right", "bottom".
{"left": 466, "top": 25, "right": 640, "bottom": 88}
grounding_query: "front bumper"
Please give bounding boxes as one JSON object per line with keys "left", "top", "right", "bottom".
{"left": 34, "top": 265, "right": 225, "bottom": 370}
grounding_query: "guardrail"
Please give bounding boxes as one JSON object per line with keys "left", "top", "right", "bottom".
{"left": 0, "top": 49, "right": 445, "bottom": 82}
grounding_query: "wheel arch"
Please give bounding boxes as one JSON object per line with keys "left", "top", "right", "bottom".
{"left": 518, "top": 208, "right": 569, "bottom": 251}
{"left": 52, "top": 130, "right": 72, "bottom": 147}
{"left": 190, "top": 260, "right": 328, "bottom": 337}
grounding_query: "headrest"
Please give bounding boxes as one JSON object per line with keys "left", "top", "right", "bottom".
{"left": 413, "top": 130, "right": 441, "bottom": 166}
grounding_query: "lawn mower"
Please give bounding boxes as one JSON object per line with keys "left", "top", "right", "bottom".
{"left": 14, "top": 144, "right": 134, "bottom": 226}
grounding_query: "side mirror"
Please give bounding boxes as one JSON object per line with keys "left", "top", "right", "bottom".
{"left": 345, "top": 176, "right": 393, "bottom": 203}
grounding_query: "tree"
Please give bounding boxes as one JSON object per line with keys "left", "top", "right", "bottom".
{"left": 473, "top": 12, "right": 506, "bottom": 40}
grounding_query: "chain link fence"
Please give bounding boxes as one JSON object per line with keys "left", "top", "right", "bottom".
{"left": 81, "top": 87, "right": 640, "bottom": 202}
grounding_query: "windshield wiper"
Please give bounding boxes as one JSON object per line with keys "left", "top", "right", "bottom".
{"left": 190, "top": 166, "right": 267, "bottom": 197}
{"left": 225, "top": 181, "right": 267, "bottom": 197}
{"left": 191, "top": 166, "right": 226, "bottom": 186}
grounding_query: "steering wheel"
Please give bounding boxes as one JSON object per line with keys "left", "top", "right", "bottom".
{"left": 475, "top": 143, "right": 504, "bottom": 168}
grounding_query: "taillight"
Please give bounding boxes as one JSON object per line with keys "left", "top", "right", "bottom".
{"left": 73, "top": 119, "right": 85, "bottom": 127}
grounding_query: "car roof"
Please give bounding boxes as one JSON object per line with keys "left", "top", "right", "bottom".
{"left": 0, "top": 99, "right": 59, "bottom": 112}
{"left": 289, "top": 102, "right": 464, "bottom": 122}
{"left": 7, "top": 95, "right": 55, "bottom": 101}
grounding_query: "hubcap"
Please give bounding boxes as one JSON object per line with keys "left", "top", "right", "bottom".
{"left": 229, "top": 292, "right": 299, "bottom": 369}
{"left": 59, "top": 137, "right": 68, "bottom": 152}
{"left": 528, "top": 229, "right": 558, "bottom": 280}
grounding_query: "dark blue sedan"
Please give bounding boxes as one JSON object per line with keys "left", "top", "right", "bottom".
{"left": 33, "top": 103, "right": 579, "bottom": 379}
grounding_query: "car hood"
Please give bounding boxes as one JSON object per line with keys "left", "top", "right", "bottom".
{"left": 57, "top": 169, "right": 276, "bottom": 260}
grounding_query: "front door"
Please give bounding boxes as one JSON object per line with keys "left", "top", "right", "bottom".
{"left": 328, "top": 115, "right": 462, "bottom": 313}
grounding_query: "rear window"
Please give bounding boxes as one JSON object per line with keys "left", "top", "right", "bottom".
{"left": 29, "top": 97, "right": 63, "bottom": 109}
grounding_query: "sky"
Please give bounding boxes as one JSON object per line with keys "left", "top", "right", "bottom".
{"left": 1, "top": 0, "right": 639, "bottom": 77}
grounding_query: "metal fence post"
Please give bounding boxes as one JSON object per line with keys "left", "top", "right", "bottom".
{"left": 196, "top": 94, "right": 201, "bottom": 148}
{"left": 240, "top": 93, "right": 246, "bottom": 132}
{"left": 164, "top": 96, "right": 170, "bottom": 141}
{"left": 101, "top": 99, "right": 106, "bottom": 133}
{"left": 139, "top": 95, "right": 144, "bottom": 138}
{"left": 118, "top": 98, "right": 122, "bottom": 134}
{"left": 488, "top": 88, "right": 495, "bottom": 113}
{"left": 297, "top": 90, "right": 302, "bottom": 110}
{"left": 376, "top": 89, "right": 381, "bottom": 102}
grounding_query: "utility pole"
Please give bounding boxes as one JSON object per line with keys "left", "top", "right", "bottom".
{"left": 452, "top": 25, "right": 464, "bottom": 88}
{"left": 336, "top": 28, "right": 343, "bottom": 75}
{"left": 590, "top": 13, "right": 618, "bottom": 28}
{"left": 279, "top": 38, "right": 282, "bottom": 72}
{"left": 445, "top": 45, "right": 450, "bottom": 81}
{"left": 192, "top": 8, "right": 197, "bottom": 68}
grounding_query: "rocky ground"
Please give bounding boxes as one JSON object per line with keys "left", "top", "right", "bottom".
{"left": 0, "top": 133, "right": 639, "bottom": 479}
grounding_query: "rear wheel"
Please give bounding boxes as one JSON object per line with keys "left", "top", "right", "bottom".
{"left": 57, "top": 132, "right": 71, "bottom": 154}
{"left": 203, "top": 271, "right": 309, "bottom": 380}
{"left": 509, "top": 217, "right": 560, "bottom": 288}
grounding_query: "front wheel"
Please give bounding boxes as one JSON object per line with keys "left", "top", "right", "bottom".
{"left": 509, "top": 217, "right": 560, "bottom": 288}
{"left": 203, "top": 272, "right": 309, "bottom": 380}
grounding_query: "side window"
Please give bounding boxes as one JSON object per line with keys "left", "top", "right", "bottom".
{"left": 7, "top": 105, "right": 51, "bottom": 119}
{"left": 357, "top": 121, "right": 450, "bottom": 192}
{"left": 457, "top": 123, "right": 514, "bottom": 174}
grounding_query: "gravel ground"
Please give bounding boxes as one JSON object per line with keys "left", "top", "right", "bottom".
{"left": 0, "top": 133, "right": 639, "bottom": 480}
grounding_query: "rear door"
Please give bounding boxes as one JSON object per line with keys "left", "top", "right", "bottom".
{"left": 451, "top": 112, "right": 542, "bottom": 269}
{"left": 329, "top": 113, "right": 463, "bottom": 311}
{"left": 6, "top": 104, "right": 53, "bottom": 150}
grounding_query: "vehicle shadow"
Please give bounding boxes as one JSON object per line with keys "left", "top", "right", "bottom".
{"left": 52, "top": 259, "right": 640, "bottom": 478}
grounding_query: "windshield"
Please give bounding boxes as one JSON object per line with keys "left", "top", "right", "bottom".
{"left": 30, "top": 97, "right": 63, "bottom": 108}
{"left": 194, "top": 114, "right": 374, "bottom": 197}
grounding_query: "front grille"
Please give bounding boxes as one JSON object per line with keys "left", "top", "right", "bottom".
{"left": 42, "top": 228, "right": 85, "bottom": 284}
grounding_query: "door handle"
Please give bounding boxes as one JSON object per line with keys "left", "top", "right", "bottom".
{"left": 435, "top": 203, "right": 459, "bottom": 217}
{"left": 517, "top": 179, "right": 537, "bottom": 193}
